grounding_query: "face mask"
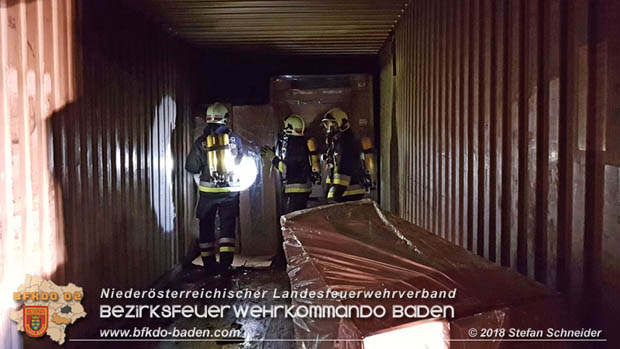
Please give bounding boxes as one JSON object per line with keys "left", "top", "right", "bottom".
{"left": 283, "top": 122, "right": 294, "bottom": 135}
{"left": 322, "top": 120, "right": 339, "bottom": 136}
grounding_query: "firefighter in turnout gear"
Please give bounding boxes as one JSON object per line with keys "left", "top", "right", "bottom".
{"left": 185, "top": 102, "right": 244, "bottom": 277}
{"left": 261, "top": 114, "right": 319, "bottom": 214}
{"left": 262, "top": 114, "right": 318, "bottom": 266}
{"left": 321, "top": 108, "right": 367, "bottom": 202}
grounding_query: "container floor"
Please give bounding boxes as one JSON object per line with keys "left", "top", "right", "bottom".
{"left": 98, "top": 266, "right": 294, "bottom": 349}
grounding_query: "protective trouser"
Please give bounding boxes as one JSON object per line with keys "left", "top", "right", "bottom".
{"left": 272, "top": 193, "right": 310, "bottom": 266}
{"left": 283, "top": 193, "right": 310, "bottom": 215}
{"left": 327, "top": 183, "right": 366, "bottom": 203}
{"left": 197, "top": 194, "right": 239, "bottom": 270}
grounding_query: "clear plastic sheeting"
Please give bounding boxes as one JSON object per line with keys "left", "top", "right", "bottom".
{"left": 271, "top": 75, "right": 377, "bottom": 202}
{"left": 281, "top": 200, "right": 575, "bottom": 348}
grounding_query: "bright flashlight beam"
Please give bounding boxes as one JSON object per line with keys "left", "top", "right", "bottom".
{"left": 234, "top": 153, "right": 259, "bottom": 191}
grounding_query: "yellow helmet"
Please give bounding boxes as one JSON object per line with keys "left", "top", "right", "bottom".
{"left": 321, "top": 108, "right": 350, "bottom": 134}
{"left": 283, "top": 114, "right": 305, "bottom": 136}
{"left": 206, "top": 102, "right": 229, "bottom": 125}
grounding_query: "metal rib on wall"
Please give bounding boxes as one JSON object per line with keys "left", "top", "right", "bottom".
{"left": 0, "top": 1, "right": 196, "bottom": 345}
{"left": 381, "top": 0, "right": 620, "bottom": 341}
{"left": 130, "top": 0, "right": 410, "bottom": 55}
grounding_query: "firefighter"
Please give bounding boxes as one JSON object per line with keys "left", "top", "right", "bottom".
{"left": 261, "top": 115, "right": 319, "bottom": 266}
{"left": 185, "top": 102, "right": 244, "bottom": 278}
{"left": 321, "top": 108, "right": 368, "bottom": 202}
{"left": 261, "top": 114, "right": 319, "bottom": 214}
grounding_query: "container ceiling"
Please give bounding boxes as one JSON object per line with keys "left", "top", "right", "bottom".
{"left": 133, "top": 0, "right": 410, "bottom": 55}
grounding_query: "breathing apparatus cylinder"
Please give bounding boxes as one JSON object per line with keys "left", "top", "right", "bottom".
{"left": 361, "top": 136, "right": 377, "bottom": 189}
{"left": 307, "top": 138, "right": 320, "bottom": 173}
{"left": 207, "top": 133, "right": 232, "bottom": 182}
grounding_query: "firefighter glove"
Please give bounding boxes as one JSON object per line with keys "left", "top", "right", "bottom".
{"left": 260, "top": 145, "right": 276, "bottom": 161}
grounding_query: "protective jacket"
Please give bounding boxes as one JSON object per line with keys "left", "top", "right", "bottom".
{"left": 185, "top": 124, "right": 244, "bottom": 195}
{"left": 325, "top": 128, "right": 366, "bottom": 201}
{"left": 273, "top": 134, "right": 313, "bottom": 194}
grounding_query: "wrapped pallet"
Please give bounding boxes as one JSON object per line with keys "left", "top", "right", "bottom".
{"left": 281, "top": 200, "right": 576, "bottom": 348}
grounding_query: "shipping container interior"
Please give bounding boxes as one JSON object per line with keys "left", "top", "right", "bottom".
{"left": 1, "top": 0, "right": 619, "bottom": 347}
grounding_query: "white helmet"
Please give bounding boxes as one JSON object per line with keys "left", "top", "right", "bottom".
{"left": 321, "top": 108, "right": 350, "bottom": 135}
{"left": 283, "top": 114, "right": 305, "bottom": 136}
{"left": 206, "top": 102, "right": 229, "bottom": 125}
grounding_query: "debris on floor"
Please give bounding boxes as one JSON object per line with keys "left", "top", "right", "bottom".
{"left": 101, "top": 266, "right": 294, "bottom": 349}
{"left": 191, "top": 255, "right": 273, "bottom": 269}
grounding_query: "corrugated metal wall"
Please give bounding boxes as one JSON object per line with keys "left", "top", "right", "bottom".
{"left": 130, "top": 0, "right": 408, "bottom": 55}
{"left": 0, "top": 0, "right": 196, "bottom": 346}
{"left": 379, "top": 0, "right": 620, "bottom": 342}
{"left": 379, "top": 41, "right": 398, "bottom": 213}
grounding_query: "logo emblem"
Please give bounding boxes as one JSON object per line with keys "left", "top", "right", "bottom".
{"left": 23, "top": 306, "right": 48, "bottom": 338}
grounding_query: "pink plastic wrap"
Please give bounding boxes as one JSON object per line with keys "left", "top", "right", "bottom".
{"left": 281, "top": 200, "right": 575, "bottom": 348}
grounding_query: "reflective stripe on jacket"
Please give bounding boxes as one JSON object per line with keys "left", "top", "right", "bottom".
{"left": 199, "top": 181, "right": 242, "bottom": 193}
